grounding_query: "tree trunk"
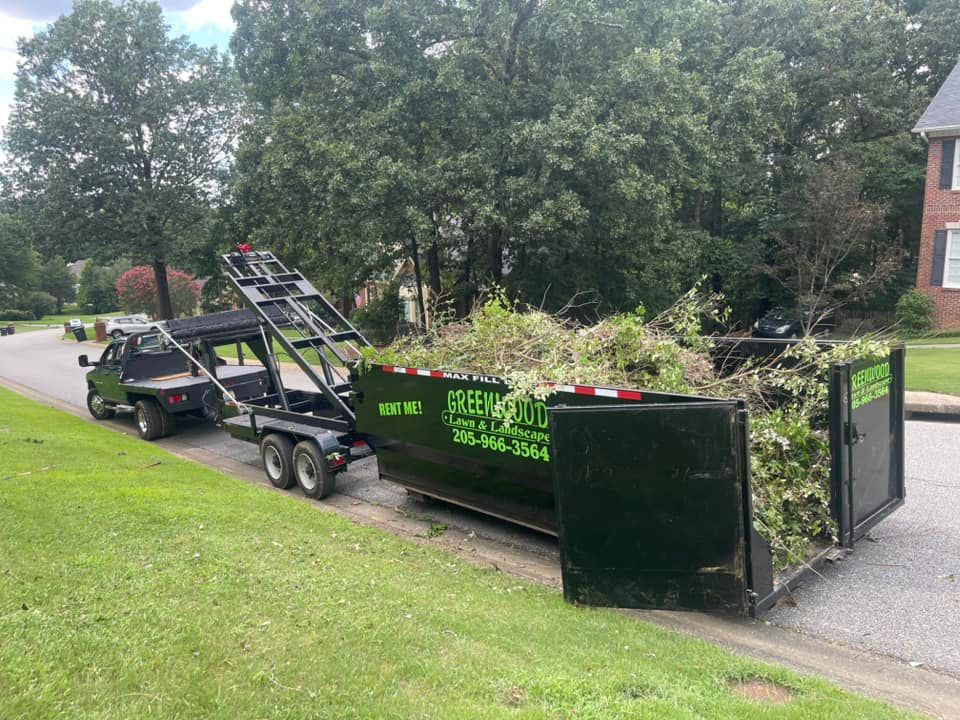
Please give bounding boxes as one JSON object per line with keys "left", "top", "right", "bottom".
{"left": 409, "top": 236, "right": 427, "bottom": 328}
{"left": 152, "top": 260, "right": 174, "bottom": 320}
{"left": 488, "top": 229, "right": 503, "bottom": 283}
{"left": 427, "top": 238, "right": 442, "bottom": 296}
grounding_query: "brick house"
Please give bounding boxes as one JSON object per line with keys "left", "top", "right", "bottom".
{"left": 913, "top": 61, "right": 960, "bottom": 329}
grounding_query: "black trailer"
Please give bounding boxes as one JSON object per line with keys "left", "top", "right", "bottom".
{"left": 207, "top": 249, "right": 905, "bottom": 616}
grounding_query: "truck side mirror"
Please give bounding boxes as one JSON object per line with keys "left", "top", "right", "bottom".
{"left": 78, "top": 354, "right": 98, "bottom": 368}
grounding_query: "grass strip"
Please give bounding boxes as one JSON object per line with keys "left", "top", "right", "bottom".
{"left": 905, "top": 348, "right": 960, "bottom": 395}
{"left": 0, "top": 387, "right": 913, "bottom": 719}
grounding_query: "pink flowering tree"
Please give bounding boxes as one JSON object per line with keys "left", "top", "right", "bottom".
{"left": 116, "top": 266, "right": 201, "bottom": 317}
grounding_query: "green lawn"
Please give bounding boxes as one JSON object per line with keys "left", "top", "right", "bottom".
{"left": 216, "top": 340, "right": 297, "bottom": 365}
{"left": 905, "top": 348, "right": 960, "bottom": 395}
{"left": 903, "top": 335, "right": 960, "bottom": 346}
{"left": 215, "top": 328, "right": 344, "bottom": 366}
{"left": 0, "top": 388, "right": 913, "bottom": 720}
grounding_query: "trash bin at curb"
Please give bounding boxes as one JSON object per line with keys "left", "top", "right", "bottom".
{"left": 72, "top": 325, "right": 88, "bottom": 342}
{"left": 94, "top": 320, "right": 107, "bottom": 342}
{"left": 6, "top": 323, "right": 14, "bottom": 336}
{"left": 0, "top": 327, "right": 7, "bottom": 337}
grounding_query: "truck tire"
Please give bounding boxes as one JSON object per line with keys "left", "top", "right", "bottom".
{"left": 261, "top": 434, "right": 295, "bottom": 489}
{"left": 292, "top": 440, "right": 336, "bottom": 499}
{"left": 159, "top": 407, "right": 176, "bottom": 437}
{"left": 134, "top": 399, "right": 166, "bottom": 441}
{"left": 87, "top": 388, "right": 116, "bottom": 420}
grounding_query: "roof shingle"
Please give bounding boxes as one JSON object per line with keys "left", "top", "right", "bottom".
{"left": 914, "top": 61, "right": 960, "bottom": 133}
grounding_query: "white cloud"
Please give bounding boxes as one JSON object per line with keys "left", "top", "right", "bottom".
{"left": 178, "top": 0, "right": 234, "bottom": 32}
{"left": 0, "top": 12, "right": 36, "bottom": 132}
{"left": 0, "top": 12, "right": 35, "bottom": 79}
{"left": 0, "top": 2, "right": 234, "bottom": 135}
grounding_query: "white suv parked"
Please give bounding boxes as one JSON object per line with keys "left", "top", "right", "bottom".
{"left": 104, "top": 314, "right": 158, "bottom": 338}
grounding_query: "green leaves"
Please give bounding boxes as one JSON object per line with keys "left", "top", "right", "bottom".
{"left": 5, "top": 0, "right": 242, "bottom": 316}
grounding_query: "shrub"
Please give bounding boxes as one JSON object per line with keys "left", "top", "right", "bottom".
{"left": 895, "top": 289, "right": 935, "bottom": 336}
{"left": 116, "top": 266, "right": 201, "bottom": 317}
{"left": 352, "top": 281, "right": 403, "bottom": 344}
{"left": 21, "top": 290, "right": 57, "bottom": 320}
{"left": 0, "top": 309, "right": 34, "bottom": 321}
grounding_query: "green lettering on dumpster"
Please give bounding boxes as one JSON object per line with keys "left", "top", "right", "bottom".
{"left": 850, "top": 359, "right": 892, "bottom": 410}
{"left": 443, "top": 389, "right": 551, "bottom": 462}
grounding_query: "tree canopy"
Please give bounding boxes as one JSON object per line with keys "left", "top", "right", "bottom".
{"left": 4, "top": 0, "right": 242, "bottom": 319}
{"left": 228, "top": 0, "right": 957, "bottom": 322}
{"left": 4, "top": 0, "right": 959, "bottom": 326}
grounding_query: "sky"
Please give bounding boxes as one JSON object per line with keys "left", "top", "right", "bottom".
{"left": 0, "top": 0, "right": 236, "bottom": 129}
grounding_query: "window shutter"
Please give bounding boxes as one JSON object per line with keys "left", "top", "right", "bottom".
{"left": 931, "top": 230, "right": 948, "bottom": 287}
{"left": 940, "top": 139, "right": 956, "bottom": 190}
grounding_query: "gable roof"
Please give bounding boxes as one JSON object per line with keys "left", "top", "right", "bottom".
{"left": 67, "top": 258, "right": 89, "bottom": 278}
{"left": 914, "top": 61, "right": 960, "bottom": 133}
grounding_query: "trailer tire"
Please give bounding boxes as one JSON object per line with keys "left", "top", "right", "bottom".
{"left": 134, "top": 399, "right": 166, "bottom": 441}
{"left": 261, "top": 434, "right": 295, "bottom": 489}
{"left": 86, "top": 388, "right": 115, "bottom": 420}
{"left": 293, "top": 440, "right": 335, "bottom": 500}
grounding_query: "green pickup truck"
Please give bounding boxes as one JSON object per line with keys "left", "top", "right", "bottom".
{"left": 79, "top": 330, "right": 270, "bottom": 441}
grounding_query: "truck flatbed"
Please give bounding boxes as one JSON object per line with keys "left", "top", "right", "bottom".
{"left": 123, "top": 364, "right": 267, "bottom": 391}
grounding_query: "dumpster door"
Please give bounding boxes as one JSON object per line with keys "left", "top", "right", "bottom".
{"left": 550, "top": 401, "right": 750, "bottom": 614}
{"left": 844, "top": 350, "right": 906, "bottom": 544}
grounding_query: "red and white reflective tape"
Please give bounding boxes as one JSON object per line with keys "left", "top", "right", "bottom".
{"left": 381, "top": 365, "right": 445, "bottom": 378}
{"left": 379, "top": 365, "right": 642, "bottom": 401}
{"left": 549, "top": 383, "right": 643, "bottom": 401}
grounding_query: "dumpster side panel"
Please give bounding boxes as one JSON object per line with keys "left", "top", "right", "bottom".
{"left": 549, "top": 402, "right": 749, "bottom": 614}
{"left": 353, "top": 365, "right": 712, "bottom": 533}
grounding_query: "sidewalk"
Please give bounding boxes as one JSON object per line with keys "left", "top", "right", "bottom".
{"left": 905, "top": 390, "right": 960, "bottom": 420}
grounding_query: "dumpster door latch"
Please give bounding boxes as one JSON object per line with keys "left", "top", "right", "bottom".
{"left": 845, "top": 422, "right": 865, "bottom": 445}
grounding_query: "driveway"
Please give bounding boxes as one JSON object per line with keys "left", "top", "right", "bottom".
{"left": 2, "top": 328, "right": 960, "bottom": 711}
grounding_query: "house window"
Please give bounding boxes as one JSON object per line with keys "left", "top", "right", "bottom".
{"left": 955, "top": 141, "right": 960, "bottom": 190}
{"left": 946, "top": 230, "right": 960, "bottom": 288}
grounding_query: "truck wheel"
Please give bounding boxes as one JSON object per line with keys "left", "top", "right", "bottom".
{"left": 134, "top": 399, "right": 166, "bottom": 441}
{"left": 261, "top": 434, "right": 295, "bottom": 489}
{"left": 293, "top": 440, "right": 336, "bottom": 499}
{"left": 159, "top": 408, "right": 176, "bottom": 437}
{"left": 87, "top": 388, "right": 115, "bottom": 420}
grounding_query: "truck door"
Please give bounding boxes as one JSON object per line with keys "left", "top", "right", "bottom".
{"left": 94, "top": 342, "right": 125, "bottom": 403}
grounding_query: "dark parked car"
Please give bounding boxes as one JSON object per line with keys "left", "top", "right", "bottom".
{"left": 752, "top": 307, "right": 835, "bottom": 339}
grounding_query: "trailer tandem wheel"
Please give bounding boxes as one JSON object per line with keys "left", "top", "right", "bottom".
{"left": 292, "top": 440, "right": 335, "bottom": 500}
{"left": 260, "top": 433, "right": 296, "bottom": 489}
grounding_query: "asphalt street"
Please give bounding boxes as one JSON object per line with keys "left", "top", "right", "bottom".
{"left": 2, "top": 328, "right": 959, "bottom": 679}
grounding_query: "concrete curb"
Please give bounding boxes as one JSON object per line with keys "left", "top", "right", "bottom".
{"left": 905, "top": 391, "right": 960, "bottom": 421}
{"left": 3, "top": 376, "right": 960, "bottom": 718}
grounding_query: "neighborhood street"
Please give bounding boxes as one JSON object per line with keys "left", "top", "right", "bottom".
{"left": 2, "top": 329, "right": 959, "bottom": 684}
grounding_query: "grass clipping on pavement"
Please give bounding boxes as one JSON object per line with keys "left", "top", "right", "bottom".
{"left": 370, "top": 288, "right": 891, "bottom": 571}
{"left": 0, "top": 388, "right": 913, "bottom": 719}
